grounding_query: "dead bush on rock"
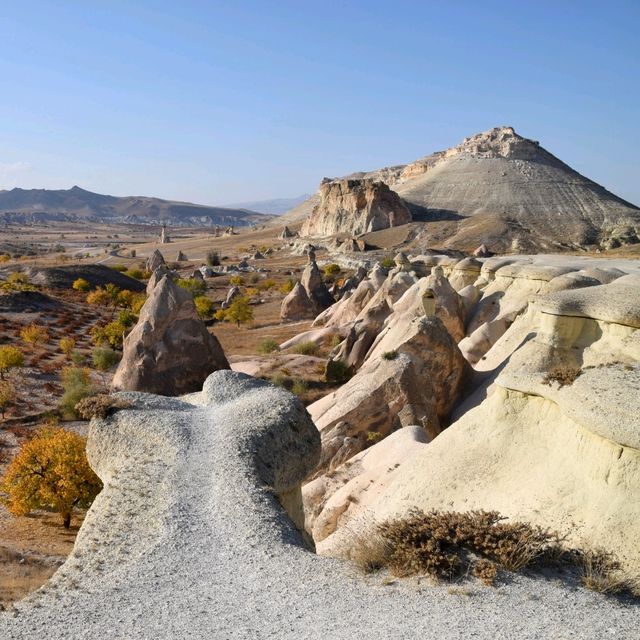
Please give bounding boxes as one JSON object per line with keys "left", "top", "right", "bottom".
{"left": 351, "top": 509, "right": 567, "bottom": 586}
{"left": 542, "top": 364, "right": 582, "bottom": 388}
{"left": 75, "top": 394, "right": 132, "bottom": 420}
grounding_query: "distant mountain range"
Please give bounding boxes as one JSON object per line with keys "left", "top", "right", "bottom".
{"left": 219, "top": 194, "right": 312, "bottom": 215}
{"left": 0, "top": 186, "right": 273, "bottom": 227}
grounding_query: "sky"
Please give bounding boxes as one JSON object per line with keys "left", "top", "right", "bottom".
{"left": 0, "top": 1, "right": 638, "bottom": 205}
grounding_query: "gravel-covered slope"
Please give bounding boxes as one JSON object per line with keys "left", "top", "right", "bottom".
{"left": 1, "top": 371, "right": 637, "bottom": 639}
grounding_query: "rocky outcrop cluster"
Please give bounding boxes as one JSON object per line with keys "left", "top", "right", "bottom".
{"left": 280, "top": 250, "right": 334, "bottom": 321}
{"left": 301, "top": 178, "right": 411, "bottom": 237}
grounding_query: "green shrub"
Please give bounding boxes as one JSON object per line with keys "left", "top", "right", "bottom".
{"left": 323, "top": 263, "right": 341, "bottom": 279}
{"left": 92, "top": 347, "right": 121, "bottom": 372}
{"left": 258, "top": 339, "right": 279, "bottom": 354}
{"left": 279, "top": 278, "right": 295, "bottom": 295}
{"left": 324, "top": 359, "right": 353, "bottom": 383}
{"left": 177, "top": 278, "right": 206, "bottom": 298}
{"left": 206, "top": 250, "right": 221, "bottom": 267}
{"left": 292, "top": 341, "right": 319, "bottom": 356}
{"left": 291, "top": 379, "right": 308, "bottom": 397}
{"left": 111, "top": 264, "right": 128, "bottom": 272}
{"left": 59, "top": 367, "right": 96, "bottom": 419}
{"left": 221, "top": 296, "right": 254, "bottom": 327}
{"left": 382, "top": 350, "right": 398, "bottom": 360}
{"left": 380, "top": 256, "right": 395, "bottom": 270}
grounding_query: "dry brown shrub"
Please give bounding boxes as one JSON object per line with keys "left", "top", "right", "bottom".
{"left": 354, "top": 509, "right": 565, "bottom": 585}
{"left": 542, "top": 364, "right": 582, "bottom": 388}
{"left": 472, "top": 559, "right": 498, "bottom": 586}
{"left": 75, "top": 394, "right": 132, "bottom": 420}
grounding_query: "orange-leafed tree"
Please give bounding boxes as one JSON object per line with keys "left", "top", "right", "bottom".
{"left": 0, "top": 427, "right": 102, "bottom": 528}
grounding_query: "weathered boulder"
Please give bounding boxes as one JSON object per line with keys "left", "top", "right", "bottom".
{"left": 308, "top": 316, "right": 467, "bottom": 473}
{"left": 303, "top": 426, "right": 428, "bottom": 548}
{"left": 222, "top": 285, "right": 241, "bottom": 308}
{"left": 146, "top": 249, "right": 166, "bottom": 272}
{"left": 176, "top": 251, "right": 187, "bottom": 261}
{"left": 300, "top": 256, "right": 333, "bottom": 312}
{"left": 146, "top": 264, "right": 172, "bottom": 294}
{"left": 280, "top": 282, "right": 316, "bottom": 321}
{"left": 279, "top": 225, "right": 295, "bottom": 239}
{"left": 112, "top": 277, "right": 229, "bottom": 395}
{"left": 301, "top": 178, "right": 411, "bottom": 237}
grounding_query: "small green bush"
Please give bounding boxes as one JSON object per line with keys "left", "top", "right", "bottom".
{"left": 92, "top": 347, "right": 121, "bottom": 372}
{"left": 258, "top": 339, "right": 279, "bottom": 354}
{"left": 325, "top": 359, "right": 353, "bottom": 383}
{"left": 177, "top": 278, "right": 206, "bottom": 298}
{"left": 292, "top": 341, "right": 319, "bottom": 356}
{"left": 291, "top": 379, "right": 308, "bottom": 397}
{"left": 59, "top": 367, "right": 96, "bottom": 419}
{"left": 382, "top": 350, "right": 398, "bottom": 360}
{"left": 206, "top": 250, "right": 221, "bottom": 267}
{"left": 380, "top": 256, "right": 395, "bottom": 270}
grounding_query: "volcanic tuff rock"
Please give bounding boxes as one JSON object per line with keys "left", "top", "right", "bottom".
{"left": 308, "top": 316, "right": 467, "bottom": 473}
{"left": 282, "top": 126, "right": 640, "bottom": 252}
{"left": 146, "top": 249, "right": 166, "bottom": 272}
{"left": 111, "top": 276, "right": 229, "bottom": 395}
{"left": 4, "top": 371, "right": 635, "bottom": 639}
{"left": 280, "top": 281, "right": 316, "bottom": 321}
{"left": 301, "top": 178, "right": 411, "bottom": 237}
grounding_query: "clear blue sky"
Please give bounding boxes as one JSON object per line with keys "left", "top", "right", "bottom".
{"left": 0, "top": 1, "right": 638, "bottom": 205}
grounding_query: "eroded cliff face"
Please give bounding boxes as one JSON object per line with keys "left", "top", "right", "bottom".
{"left": 301, "top": 178, "right": 411, "bottom": 237}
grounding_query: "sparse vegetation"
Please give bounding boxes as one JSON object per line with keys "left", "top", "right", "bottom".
{"left": 258, "top": 338, "right": 279, "bottom": 354}
{"left": 58, "top": 366, "right": 96, "bottom": 419}
{"left": 194, "top": 295, "right": 215, "bottom": 319}
{"left": 292, "top": 341, "right": 319, "bottom": 356}
{"left": 542, "top": 364, "right": 582, "bottom": 388}
{"left": 349, "top": 509, "right": 565, "bottom": 585}
{"left": 59, "top": 336, "right": 76, "bottom": 359}
{"left": 325, "top": 358, "right": 353, "bottom": 384}
{"left": 1, "top": 271, "right": 36, "bottom": 292}
{"left": 177, "top": 278, "right": 206, "bottom": 298}
{"left": 206, "top": 250, "right": 221, "bottom": 267}
{"left": 20, "top": 324, "right": 49, "bottom": 348}
{"left": 0, "top": 380, "right": 16, "bottom": 419}
{"left": 72, "top": 278, "right": 91, "bottom": 292}
{"left": 92, "top": 347, "right": 121, "bottom": 373}
{"left": 75, "top": 394, "right": 131, "bottom": 420}
{"left": 291, "top": 379, "right": 308, "bottom": 397}
{"left": 279, "top": 278, "right": 295, "bottom": 295}
{"left": 0, "top": 426, "right": 102, "bottom": 529}
{"left": 380, "top": 256, "right": 396, "bottom": 270}
{"left": 229, "top": 275, "right": 244, "bottom": 287}
{"left": 382, "top": 350, "right": 398, "bottom": 361}
{"left": 0, "top": 346, "right": 24, "bottom": 379}
{"left": 216, "top": 296, "right": 254, "bottom": 327}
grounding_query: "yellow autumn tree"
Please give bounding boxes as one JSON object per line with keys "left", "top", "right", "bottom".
{"left": 0, "top": 427, "right": 102, "bottom": 528}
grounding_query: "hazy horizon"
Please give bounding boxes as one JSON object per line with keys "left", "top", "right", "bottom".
{"left": 0, "top": 2, "right": 638, "bottom": 206}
